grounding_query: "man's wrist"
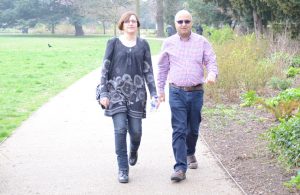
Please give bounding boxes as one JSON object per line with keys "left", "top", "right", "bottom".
{"left": 207, "top": 72, "right": 216, "bottom": 79}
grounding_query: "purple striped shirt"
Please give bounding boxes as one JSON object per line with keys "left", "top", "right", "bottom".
{"left": 157, "top": 32, "right": 218, "bottom": 94}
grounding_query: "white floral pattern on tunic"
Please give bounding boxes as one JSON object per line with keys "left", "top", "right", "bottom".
{"left": 96, "top": 37, "right": 157, "bottom": 118}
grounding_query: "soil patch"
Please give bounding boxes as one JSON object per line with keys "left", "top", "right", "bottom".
{"left": 201, "top": 103, "right": 299, "bottom": 195}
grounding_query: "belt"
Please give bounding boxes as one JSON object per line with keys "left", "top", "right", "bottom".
{"left": 170, "top": 83, "right": 203, "bottom": 91}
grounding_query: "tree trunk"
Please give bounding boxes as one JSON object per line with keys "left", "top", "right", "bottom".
{"left": 102, "top": 21, "right": 106, "bottom": 35}
{"left": 113, "top": 23, "right": 117, "bottom": 37}
{"left": 21, "top": 28, "right": 28, "bottom": 34}
{"left": 136, "top": 0, "right": 140, "bottom": 36}
{"left": 156, "top": 0, "right": 164, "bottom": 37}
{"left": 253, "top": 9, "right": 263, "bottom": 38}
{"left": 112, "top": 6, "right": 118, "bottom": 37}
{"left": 75, "top": 24, "right": 84, "bottom": 36}
{"left": 51, "top": 24, "right": 55, "bottom": 34}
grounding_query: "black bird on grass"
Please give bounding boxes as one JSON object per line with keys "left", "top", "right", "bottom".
{"left": 48, "top": 43, "right": 52, "bottom": 48}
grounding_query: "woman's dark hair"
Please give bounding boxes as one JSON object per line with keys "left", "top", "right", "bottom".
{"left": 118, "top": 11, "right": 140, "bottom": 30}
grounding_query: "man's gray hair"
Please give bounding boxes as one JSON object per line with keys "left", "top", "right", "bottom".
{"left": 174, "top": 10, "right": 192, "bottom": 22}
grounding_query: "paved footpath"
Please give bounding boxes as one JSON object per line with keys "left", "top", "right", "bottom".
{"left": 0, "top": 57, "right": 242, "bottom": 195}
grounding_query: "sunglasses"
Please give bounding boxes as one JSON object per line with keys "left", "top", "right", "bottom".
{"left": 176, "top": 20, "right": 191, "bottom": 25}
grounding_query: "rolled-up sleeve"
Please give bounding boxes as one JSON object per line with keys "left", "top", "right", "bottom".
{"left": 143, "top": 40, "right": 157, "bottom": 97}
{"left": 203, "top": 39, "right": 218, "bottom": 78}
{"left": 157, "top": 41, "right": 170, "bottom": 94}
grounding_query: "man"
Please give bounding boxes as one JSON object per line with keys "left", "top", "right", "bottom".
{"left": 195, "top": 23, "right": 203, "bottom": 35}
{"left": 166, "top": 24, "right": 175, "bottom": 37}
{"left": 157, "top": 10, "right": 218, "bottom": 182}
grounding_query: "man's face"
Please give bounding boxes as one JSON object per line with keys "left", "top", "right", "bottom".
{"left": 175, "top": 13, "right": 192, "bottom": 38}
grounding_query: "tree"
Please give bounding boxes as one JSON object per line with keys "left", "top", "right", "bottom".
{"left": 40, "top": 0, "right": 72, "bottom": 34}
{"left": 263, "top": 0, "right": 300, "bottom": 38}
{"left": 107, "top": 0, "right": 133, "bottom": 36}
{"left": 0, "top": 0, "right": 72, "bottom": 34}
{"left": 140, "top": 0, "right": 156, "bottom": 29}
{"left": 204, "top": 0, "right": 272, "bottom": 37}
{"left": 231, "top": 0, "right": 271, "bottom": 37}
{"left": 14, "top": 0, "right": 42, "bottom": 33}
{"left": 70, "top": 0, "right": 133, "bottom": 36}
{"left": 156, "top": 0, "right": 164, "bottom": 37}
{"left": 0, "top": 0, "right": 17, "bottom": 28}
{"left": 187, "top": 0, "right": 231, "bottom": 27}
{"left": 164, "top": 0, "right": 183, "bottom": 29}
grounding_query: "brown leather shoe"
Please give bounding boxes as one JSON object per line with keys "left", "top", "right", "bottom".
{"left": 171, "top": 170, "right": 186, "bottom": 182}
{"left": 187, "top": 155, "right": 198, "bottom": 169}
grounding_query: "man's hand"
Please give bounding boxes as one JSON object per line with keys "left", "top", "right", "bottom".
{"left": 205, "top": 73, "right": 216, "bottom": 84}
{"left": 100, "top": 97, "right": 109, "bottom": 109}
{"left": 156, "top": 93, "right": 165, "bottom": 108}
{"left": 158, "top": 93, "right": 165, "bottom": 103}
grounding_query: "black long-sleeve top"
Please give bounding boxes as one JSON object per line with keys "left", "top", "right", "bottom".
{"left": 96, "top": 37, "right": 157, "bottom": 118}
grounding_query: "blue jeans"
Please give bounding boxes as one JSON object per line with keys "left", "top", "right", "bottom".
{"left": 112, "top": 113, "right": 142, "bottom": 171}
{"left": 169, "top": 86, "right": 204, "bottom": 172}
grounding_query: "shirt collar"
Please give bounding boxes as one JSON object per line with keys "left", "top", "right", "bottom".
{"left": 176, "top": 32, "right": 193, "bottom": 41}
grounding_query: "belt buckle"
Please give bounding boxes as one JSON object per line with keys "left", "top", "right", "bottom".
{"left": 183, "top": 86, "right": 192, "bottom": 91}
{"left": 170, "top": 83, "right": 202, "bottom": 91}
{"left": 185, "top": 84, "right": 202, "bottom": 91}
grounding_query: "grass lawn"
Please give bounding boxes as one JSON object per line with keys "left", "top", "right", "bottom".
{"left": 0, "top": 35, "right": 162, "bottom": 141}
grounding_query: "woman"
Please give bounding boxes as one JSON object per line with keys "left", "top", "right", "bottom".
{"left": 96, "top": 11, "right": 157, "bottom": 183}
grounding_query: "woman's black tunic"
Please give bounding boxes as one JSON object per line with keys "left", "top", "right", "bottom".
{"left": 96, "top": 37, "right": 157, "bottom": 118}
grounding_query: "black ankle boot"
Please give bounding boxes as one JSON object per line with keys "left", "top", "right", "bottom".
{"left": 118, "top": 170, "right": 129, "bottom": 183}
{"left": 129, "top": 151, "right": 138, "bottom": 166}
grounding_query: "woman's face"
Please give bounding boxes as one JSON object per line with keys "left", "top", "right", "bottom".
{"left": 123, "top": 15, "right": 138, "bottom": 34}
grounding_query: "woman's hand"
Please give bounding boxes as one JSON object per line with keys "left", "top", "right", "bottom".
{"left": 100, "top": 97, "right": 110, "bottom": 109}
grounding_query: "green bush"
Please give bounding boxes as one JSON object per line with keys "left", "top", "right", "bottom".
{"left": 205, "top": 26, "right": 234, "bottom": 44}
{"left": 270, "top": 52, "right": 291, "bottom": 64}
{"left": 284, "top": 171, "right": 300, "bottom": 191}
{"left": 268, "top": 77, "right": 293, "bottom": 90}
{"left": 267, "top": 88, "right": 300, "bottom": 105}
{"left": 291, "top": 56, "right": 300, "bottom": 68}
{"left": 265, "top": 88, "right": 300, "bottom": 119}
{"left": 241, "top": 88, "right": 300, "bottom": 120}
{"left": 206, "top": 34, "right": 271, "bottom": 101}
{"left": 287, "top": 67, "right": 300, "bottom": 78}
{"left": 266, "top": 115, "right": 300, "bottom": 168}
{"left": 240, "top": 90, "right": 259, "bottom": 107}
